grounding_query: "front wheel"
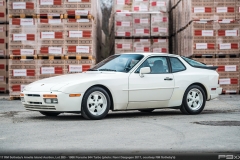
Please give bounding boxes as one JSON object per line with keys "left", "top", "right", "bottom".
{"left": 39, "top": 112, "right": 61, "bottom": 117}
{"left": 81, "top": 87, "right": 111, "bottom": 120}
{"left": 180, "top": 85, "right": 206, "bottom": 115}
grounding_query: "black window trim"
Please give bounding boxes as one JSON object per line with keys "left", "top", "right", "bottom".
{"left": 166, "top": 57, "right": 172, "bottom": 73}
{"left": 134, "top": 56, "right": 172, "bottom": 74}
{"left": 169, "top": 56, "right": 187, "bottom": 73}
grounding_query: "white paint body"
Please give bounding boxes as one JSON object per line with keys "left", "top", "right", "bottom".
{"left": 21, "top": 53, "right": 222, "bottom": 112}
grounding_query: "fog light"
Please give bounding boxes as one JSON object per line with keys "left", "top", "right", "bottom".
{"left": 20, "top": 97, "right": 25, "bottom": 102}
{"left": 52, "top": 99, "right": 58, "bottom": 103}
{"left": 44, "top": 98, "right": 58, "bottom": 104}
{"left": 45, "top": 99, "right": 51, "bottom": 103}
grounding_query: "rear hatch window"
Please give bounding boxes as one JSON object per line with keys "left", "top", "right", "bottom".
{"left": 181, "top": 57, "right": 218, "bottom": 70}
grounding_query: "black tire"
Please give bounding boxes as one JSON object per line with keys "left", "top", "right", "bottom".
{"left": 39, "top": 111, "right": 61, "bottom": 117}
{"left": 81, "top": 107, "right": 90, "bottom": 120}
{"left": 139, "top": 109, "right": 154, "bottom": 112}
{"left": 181, "top": 85, "right": 206, "bottom": 115}
{"left": 180, "top": 104, "right": 189, "bottom": 114}
{"left": 81, "top": 87, "right": 111, "bottom": 120}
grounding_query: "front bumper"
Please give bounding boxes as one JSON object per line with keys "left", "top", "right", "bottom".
{"left": 21, "top": 91, "right": 83, "bottom": 112}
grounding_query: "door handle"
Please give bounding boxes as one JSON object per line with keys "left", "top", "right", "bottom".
{"left": 164, "top": 77, "right": 173, "bottom": 81}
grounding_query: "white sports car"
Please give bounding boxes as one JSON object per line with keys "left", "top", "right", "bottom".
{"left": 21, "top": 53, "right": 222, "bottom": 120}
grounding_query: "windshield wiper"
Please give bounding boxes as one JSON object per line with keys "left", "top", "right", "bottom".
{"left": 99, "top": 69, "right": 116, "bottom": 72}
{"left": 88, "top": 69, "right": 98, "bottom": 71}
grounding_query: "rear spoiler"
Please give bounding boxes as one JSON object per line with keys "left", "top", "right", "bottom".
{"left": 194, "top": 66, "right": 218, "bottom": 71}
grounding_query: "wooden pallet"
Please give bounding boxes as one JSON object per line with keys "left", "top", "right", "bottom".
{"left": 64, "top": 55, "right": 93, "bottom": 60}
{"left": 9, "top": 96, "right": 21, "bottom": 100}
{"left": 9, "top": 14, "right": 63, "bottom": 19}
{"left": 38, "top": 55, "right": 65, "bottom": 60}
{"left": 10, "top": 55, "right": 37, "bottom": 60}
{"left": 221, "top": 90, "right": 240, "bottom": 95}
{"left": 63, "top": 14, "right": 94, "bottom": 20}
{"left": 37, "top": 15, "right": 63, "bottom": 19}
{"left": 0, "top": 90, "right": 9, "bottom": 94}
{"left": 9, "top": 14, "right": 37, "bottom": 19}
{"left": 0, "top": 56, "right": 8, "bottom": 59}
{"left": 191, "top": 54, "right": 216, "bottom": 58}
{"left": 216, "top": 54, "right": 240, "bottom": 58}
{"left": 221, "top": 92, "right": 239, "bottom": 95}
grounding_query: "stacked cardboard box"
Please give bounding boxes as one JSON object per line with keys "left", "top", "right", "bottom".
{"left": 237, "top": 0, "right": 240, "bottom": 20}
{"left": 7, "top": 0, "right": 101, "bottom": 98}
{"left": 114, "top": 0, "right": 170, "bottom": 54}
{"left": 170, "top": 0, "right": 240, "bottom": 94}
{"left": 0, "top": 0, "right": 8, "bottom": 94}
{"left": 0, "top": 0, "right": 7, "bottom": 22}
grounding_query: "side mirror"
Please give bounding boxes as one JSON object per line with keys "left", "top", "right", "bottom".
{"left": 139, "top": 67, "right": 151, "bottom": 78}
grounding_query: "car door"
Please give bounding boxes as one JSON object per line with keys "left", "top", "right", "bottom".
{"left": 127, "top": 56, "right": 175, "bottom": 109}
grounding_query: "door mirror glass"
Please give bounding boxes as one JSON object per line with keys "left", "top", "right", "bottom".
{"left": 140, "top": 67, "right": 151, "bottom": 77}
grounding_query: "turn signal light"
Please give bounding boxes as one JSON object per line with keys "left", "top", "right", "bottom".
{"left": 43, "top": 94, "right": 57, "bottom": 98}
{"left": 20, "top": 93, "right": 24, "bottom": 97}
{"left": 69, "top": 94, "right": 81, "bottom": 97}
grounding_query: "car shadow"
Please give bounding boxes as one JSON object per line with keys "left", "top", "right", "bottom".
{"left": 26, "top": 109, "right": 232, "bottom": 121}
{"left": 28, "top": 110, "right": 184, "bottom": 121}
{"left": 106, "top": 110, "right": 183, "bottom": 119}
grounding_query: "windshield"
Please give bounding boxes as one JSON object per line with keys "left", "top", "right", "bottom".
{"left": 181, "top": 56, "right": 206, "bottom": 67}
{"left": 90, "top": 54, "right": 144, "bottom": 73}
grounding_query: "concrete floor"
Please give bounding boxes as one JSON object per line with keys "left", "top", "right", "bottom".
{"left": 0, "top": 95, "right": 239, "bottom": 157}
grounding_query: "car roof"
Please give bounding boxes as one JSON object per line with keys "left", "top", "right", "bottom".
{"left": 117, "top": 52, "right": 180, "bottom": 57}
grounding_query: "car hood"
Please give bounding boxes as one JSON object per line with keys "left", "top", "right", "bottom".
{"left": 23, "top": 71, "right": 117, "bottom": 92}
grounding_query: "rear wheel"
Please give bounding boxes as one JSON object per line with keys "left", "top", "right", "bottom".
{"left": 181, "top": 85, "right": 206, "bottom": 115}
{"left": 139, "top": 109, "right": 154, "bottom": 112}
{"left": 39, "top": 112, "right": 61, "bottom": 117}
{"left": 81, "top": 87, "right": 110, "bottom": 120}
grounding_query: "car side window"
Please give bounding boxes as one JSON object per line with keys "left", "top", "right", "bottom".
{"left": 170, "top": 57, "right": 186, "bottom": 73}
{"left": 135, "top": 57, "right": 169, "bottom": 74}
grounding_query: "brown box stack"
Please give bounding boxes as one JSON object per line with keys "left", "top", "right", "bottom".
{"left": 8, "top": 60, "right": 38, "bottom": 97}
{"left": 217, "top": 58, "right": 240, "bottom": 94}
{"left": 0, "top": 24, "right": 7, "bottom": 58}
{"left": 151, "top": 13, "right": 169, "bottom": 37}
{"left": 115, "top": 39, "right": 133, "bottom": 53}
{"left": 133, "top": 39, "right": 151, "bottom": 52}
{"left": 170, "top": 0, "right": 240, "bottom": 94}
{"left": 237, "top": 0, "right": 240, "bottom": 19}
{"left": 152, "top": 38, "right": 169, "bottom": 53}
{"left": 132, "top": 0, "right": 149, "bottom": 12}
{"left": 114, "top": 0, "right": 170, "bottom": 54}
{"left": 0, "top": 59, "right": 7, "bottom": 93}
{"left": 133, "top": 14, "right": 150, "bottom": 37}
{"left": 0, "top": 0, "right": 8, "bottom": 94}
{"left": 115, "top": 12, "right": 133, "bottom": 38}
{"left": 193, "top": 57, "right": 240, "bottom": 94}
{"left": 149, "top": 0, "right": 169, "bottom": 12}
{"left": 0, "top": 0, "right": 7, "bottom": 22}
{"left": 7, "top": 0, "right": 101, "bottom": 98}
{"left": 114, "top": 0, "right": 132, "bottom": 12}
